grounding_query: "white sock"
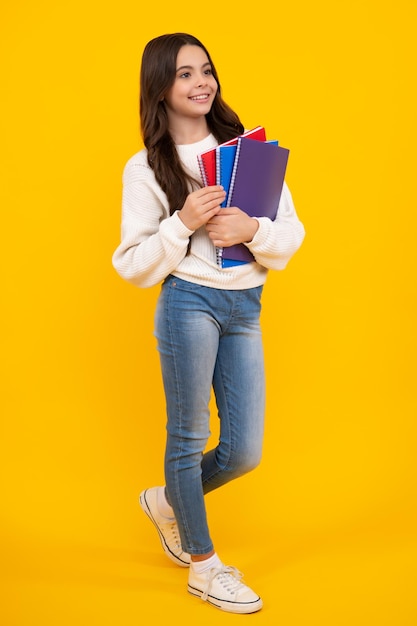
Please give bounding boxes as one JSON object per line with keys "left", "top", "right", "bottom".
{"left": 191, "top": 553, "right": 222, "bottom": 575}
{"left": 156, "top": 486, "right": 175, "bottom": 519}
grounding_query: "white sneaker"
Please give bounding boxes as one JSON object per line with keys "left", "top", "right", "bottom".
{"left": 139, "top": 487, "right": 191, "bottom": 567}
{"left": 188, "top": 565, "right": 263, "bottom": 614}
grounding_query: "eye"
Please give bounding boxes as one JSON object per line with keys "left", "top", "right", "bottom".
{"left": 179, "top": 72, "right": 191, "bottom": 79}
{"left": 204, "top": 68, "right": 213, "bottom": 76}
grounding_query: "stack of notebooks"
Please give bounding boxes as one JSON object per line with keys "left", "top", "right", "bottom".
{"left": 197, "top": 126, "right": 289, "bottom": 266}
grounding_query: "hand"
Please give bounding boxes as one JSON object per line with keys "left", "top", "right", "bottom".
{"left": 205, "top": 207, "right": 259, "bottom": 247}
{"left": 178, "top": 186, "right": 226, "bottom": 231}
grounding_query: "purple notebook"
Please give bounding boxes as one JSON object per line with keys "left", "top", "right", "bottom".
{"left": 224, "top": 137, "right": 289, "bottom": 263}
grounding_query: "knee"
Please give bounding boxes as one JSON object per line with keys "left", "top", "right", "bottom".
{"left": 229, "top": 447, "right": 262, "bottom": 477}
{"left": 244, "top": 451, "right": 262, "bottom": 474}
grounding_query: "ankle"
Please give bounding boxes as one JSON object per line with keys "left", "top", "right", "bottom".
{"left": 156, "top": 486, "right": 175, "bottom": 519}
{"left": 190, "top": 552, "right": 222, "bottom": 575}
{"left": 191, "top": 549, "right": 215, "bottom": 563}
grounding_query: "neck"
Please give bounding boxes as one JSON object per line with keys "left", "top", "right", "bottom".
{"left": 168, "top": 117, "right": 211, "bottom": 145}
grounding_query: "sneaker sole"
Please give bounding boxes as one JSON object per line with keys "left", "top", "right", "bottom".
{"left": 187, "top": 584, "right": 263, "bottom": 614}
{"left": 139, "top": 490, "right": 190, "bottom": 568}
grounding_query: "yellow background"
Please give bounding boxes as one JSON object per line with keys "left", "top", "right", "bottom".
{"left": 1, "top": 1, "right": 416, "bottom": 624}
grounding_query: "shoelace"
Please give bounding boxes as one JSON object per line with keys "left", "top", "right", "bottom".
{"left": 202, "top": 566, "right": 245, "bottom": 601}
{"left": 163, "top": 519, "right": 182, "bottom": 550}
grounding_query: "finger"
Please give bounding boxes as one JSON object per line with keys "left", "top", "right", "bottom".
{"left": 200, "top": 199, "right": 225, "bottom": 214}
{"left": 216, "top": 207, "right": 240, "bottom": 215}
{"left": 205, "top": 185, "right": 225, "bottom": 192}
{"left": 197, "top": 186, "right": 225, "bottom": 200}
{"left": 206, "top": 216, "right": 222, "bottom": 226}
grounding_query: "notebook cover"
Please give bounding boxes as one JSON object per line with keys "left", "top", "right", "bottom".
{"left": 197, "top": 150, "right": 216, "bottom": 186}
{"left": 217, "top": 140, "right": 279, "bottom": 208}
{"left": 223, "top": 137, "right": 289, "bottom": 263}
{"left": 216, "top": 145, "right": 237, "bottom": 207}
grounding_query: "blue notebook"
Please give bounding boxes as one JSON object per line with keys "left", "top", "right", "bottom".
{"left": 223, "top": 137, "right": 289, "bottom": 264}
{"left": 216, "top": 145, "right": 237, "bottom": 207}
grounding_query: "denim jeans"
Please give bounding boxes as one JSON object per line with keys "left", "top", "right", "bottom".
{"left": 154, "top": 275, "right": 265, "bottom": 555}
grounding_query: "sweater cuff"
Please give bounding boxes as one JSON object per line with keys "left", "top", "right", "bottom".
{"left": 171, "top": 210, "right": 195, "bottom": 238}
{"left": 247, "top": 217, "right": 264, "bottom": 247}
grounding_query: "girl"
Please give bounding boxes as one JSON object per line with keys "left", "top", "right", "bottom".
{"left": 112, "top": 33, "right": 305, "bottom": 614}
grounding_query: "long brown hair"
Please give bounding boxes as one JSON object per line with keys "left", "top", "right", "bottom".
{"left": 140, "top": 33, "right": 244, "bottom": 215}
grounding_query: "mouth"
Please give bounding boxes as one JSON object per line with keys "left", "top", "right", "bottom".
{"left": 189, "top": 94, "right": 210, "bottom": 102}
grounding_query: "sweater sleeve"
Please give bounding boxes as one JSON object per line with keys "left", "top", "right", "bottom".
{"left": 112, "top": 160, "right": 194, "bottom": 288}
{"left": 245, "top": 183, "right": 305, "bottom": 270}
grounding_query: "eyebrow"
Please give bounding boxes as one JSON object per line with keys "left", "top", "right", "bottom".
{"left": 176, "top": 62, "right": 212, "bottom": 72}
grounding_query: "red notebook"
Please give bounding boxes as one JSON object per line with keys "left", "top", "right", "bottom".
{"left": 197, "top": 126, "right": 266, "bottom": 186}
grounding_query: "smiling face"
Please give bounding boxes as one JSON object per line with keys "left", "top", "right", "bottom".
{"left": 163, "top": 45, "right": 218, "bottom": 127}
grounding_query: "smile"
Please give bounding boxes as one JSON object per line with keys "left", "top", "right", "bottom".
{"left": 189, "top": 94, "right": 210, "bottom": 101}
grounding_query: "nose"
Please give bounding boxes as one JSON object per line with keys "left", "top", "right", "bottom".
{"left": 196, "top": 73, "right": 207, "bottom": 87}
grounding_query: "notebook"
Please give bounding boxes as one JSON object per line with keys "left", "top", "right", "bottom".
{"left": 216, "top": 145, "right": 237, "bottom": 207}
{"left": 197, "top": 126, "right": 266, "bottom": 186}
{"left": 216, "top": 140, "right": 279, "bottom": 207}
{"left": 222, "top": 137, "right": 290, "bottom": 264}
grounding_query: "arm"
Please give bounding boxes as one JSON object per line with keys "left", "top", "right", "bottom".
{"left": 112, "top": 160, "right": 194, "bottom": 288}
{"left": 245, "top": 183, "right": 305, "bottom": 270}
{"left": 112, "top": 159, "right": 226, "bottom": 288}
{"left": 205, "top": 183, "right": 305, "bottom": 270}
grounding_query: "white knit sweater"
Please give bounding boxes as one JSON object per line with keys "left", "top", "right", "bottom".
{"left": 112, "top": 133, "right": 305, "bottom": 290}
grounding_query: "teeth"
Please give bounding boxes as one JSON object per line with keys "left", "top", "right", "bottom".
{"left": 191, "top": 95, "right": 208, "bottom": 100}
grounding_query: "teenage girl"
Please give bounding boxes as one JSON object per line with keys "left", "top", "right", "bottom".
{"left": 112, "top": 32, "right": 305, "bottom": 614}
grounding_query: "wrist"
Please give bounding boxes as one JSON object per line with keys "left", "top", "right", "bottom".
{"left": 175, "top": 210, "right": 195, "bottom": 235}
{"left": 178, "top": 210, "right": 194, "bottom": 232}
{"left": 245, "top": 217, "right": 259, "bottom": 242}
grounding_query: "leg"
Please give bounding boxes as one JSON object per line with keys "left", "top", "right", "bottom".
{"left": 149, "top": 279, "right": 264, "bottom": 613}
{"left": 154, "top": 276, "right": 220, "bottom": 555}
{"left": 201, "top": 285, "right": 265, "bottom": 493}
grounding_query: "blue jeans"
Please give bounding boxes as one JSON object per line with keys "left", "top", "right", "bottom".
{"left": 154, "top": 275, "right": 265, "bottom": 555}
